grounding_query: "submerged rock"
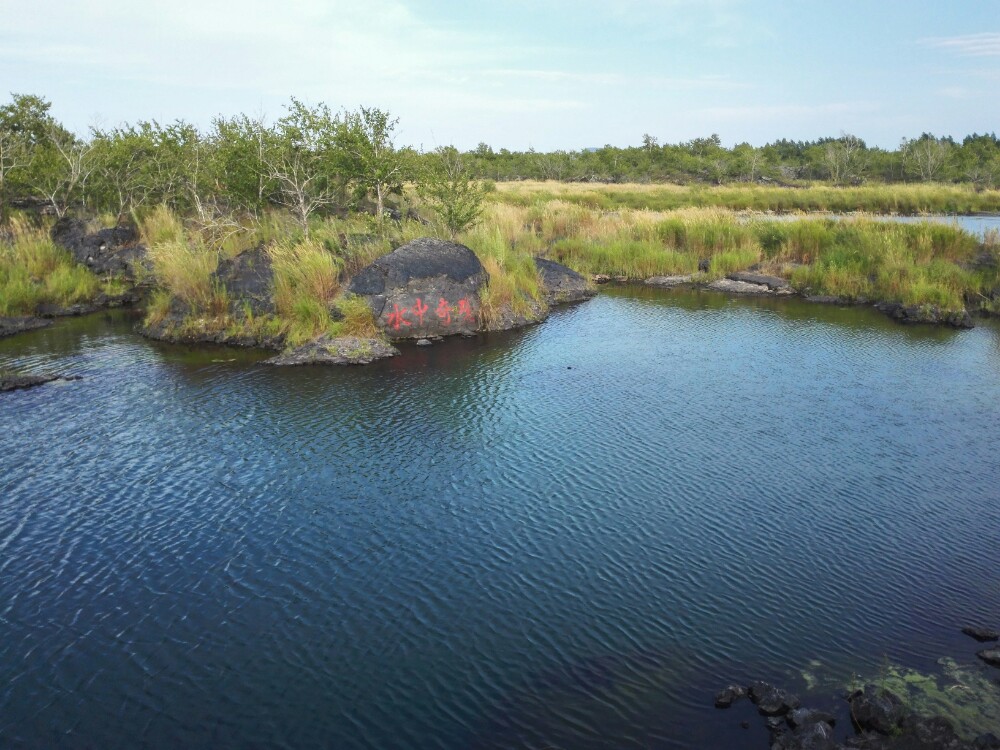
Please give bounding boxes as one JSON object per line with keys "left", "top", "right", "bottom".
{"left": 714, "top": 684, "right": 748, "bottom": 708}
{"left": 265, "top": 336, "right": 398, "bottom": 366}
{"left": 1, "top": 373, "right": 81, "bottom": 392}
{"left": 534, "top": 257, "right": 595, "bottom": 305}
{"left": 51, "top": 217, "right": 149, "bottom": 280}
{"left": 962, "top": 627, "right": 999, "bottom": 643}
{"left": 977, "top": 649, "right": 1000, "bottom": 668}
{"left": 875, "top": 302, "right": 974, "bottom": 329}
{"left": 348, "top": 237, "right": 486, "bottom": 339}
{"left": 0, "top": 316, "right": 51, "bottom": 338}
{"left": 212, "top": 244, "right": 275, "bottom": 315}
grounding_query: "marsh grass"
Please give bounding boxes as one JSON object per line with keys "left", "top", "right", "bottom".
{"left": 463, "top": 224, "right": 546, "bottom": 328}
{"left": 495, "top": 180, "right": 1000, "bottom": 215}
{"left": 138, "top": 193, "right": 998, "bottom": 344}
{"left": 0, "top": 222, "right": 106, "bottom": 316}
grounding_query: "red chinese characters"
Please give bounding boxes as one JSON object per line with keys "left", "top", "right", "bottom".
{"left": 457, "top": 298, "right": 475, "bottom": 323}
{"left": 412, "top": 298, "right": 428, "bottom": 326}
{"left": 386, "top": 303, "right": 411, "bottom": 331}
{"left": 436, "top": 298, "right": 452, "bottom": 326}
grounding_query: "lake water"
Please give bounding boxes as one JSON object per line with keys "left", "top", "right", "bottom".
{"left": 2, "top": 289, "right": 1000, "bottom": 749}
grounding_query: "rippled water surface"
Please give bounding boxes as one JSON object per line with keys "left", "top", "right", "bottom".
{"left": 2, "top": 289, "right": 1000, "bottom": 749}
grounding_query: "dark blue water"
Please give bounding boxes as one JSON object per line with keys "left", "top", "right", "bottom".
{"left": 2, "top": 289, "right": 1000, "bottom": 749}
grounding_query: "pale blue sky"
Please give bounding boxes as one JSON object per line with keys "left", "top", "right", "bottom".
{"left": 1, "top": 0, "right": 997, "bottom": 150}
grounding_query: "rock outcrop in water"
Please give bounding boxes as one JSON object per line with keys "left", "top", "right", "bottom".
{"left": 51, "top": 217, "right": 149, "bottom": 280}
{"left": 534, "top": 257, "right": 595, "bottom": 305}
{"left": 715, "top": 677, "right": 1000, "bottom": 750}
{"left": 348, "top": 237, "right": 487, "bottom": 339}
{"left": 0, "top": 316, "right": 52, "bottom": 338}
{"left": 1, "top": 372, "right": 81, "bottom": 392}
{"left": 264, "top": 335, "right": 398, "bottom": 366}
{"left": 874, "top": 302, "right": 975, "bottom": 329}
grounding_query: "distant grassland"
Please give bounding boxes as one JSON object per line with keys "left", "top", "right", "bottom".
{"left": 493, "top": 180, "right": 1000, "bottom": 215}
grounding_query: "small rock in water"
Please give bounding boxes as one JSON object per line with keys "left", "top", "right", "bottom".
{"left": 977, "top": 648, "right": 1000, "bottom": 668}
{"left": 962, "top": 626, "right": 1000, "bottom": 642}
{"left": 714, "top": 684, "right": 748, "bottom": 708}
{"left": 748, "top": 681, "right": 800, "bottom": 716}
{"left": 416, "top": 338, "right": 432, "bottom": 346}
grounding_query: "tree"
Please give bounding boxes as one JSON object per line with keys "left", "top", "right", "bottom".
{"left": 339, "top": 106, "right": 404, "bottom": 218}
{"left": 211, "top": 114, "right": 272, "bottom": 215}
{"left": 263, "top": 98, "right": 344, "bottom": 237}
{"left": 0, "top": 94, "right": 61, "bottom": 224}
{"left": 419, "top": 146, "right": 486, "bottom": 238}
{"left": 902, "top": 134, "right": 954, "bottom": 182}
{"left": 822, "top": 133, "right": 866, "bottom": 184}
{"left": 31, "top": 124, "right": 93, "bottom": 218}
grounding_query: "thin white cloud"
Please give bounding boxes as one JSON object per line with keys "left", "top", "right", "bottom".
{"left": 694, "top": 102, "right": 880, "bottom": 122}
{"left": 922, "top": 33, "right": 1000, "bottom": 57}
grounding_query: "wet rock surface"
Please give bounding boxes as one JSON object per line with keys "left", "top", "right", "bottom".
{"left": 749, "top": 680, "right": 802, "bottom": 716}
{"left": 534, "top": 257, "right": 595, "bottom": 305}
{"left": 875, "top": 301, "right": 975, "bottom": 329}
{"left": 977, "top": 649, "right": 1000, "bottom": 668}
{"left": 1, "top": 373, "right": 81, "bottom": 392}
{"left": 348, "top": 237, "right": 486, "bottom": 339}
{"left": 963, "top": 627, "right": 1000, "bottom": 643}
{"left": 264, "top": 336, "right": 398, "bottom": 366}
{"left": 848, "top": 685, "right": 906, "bottom": 734}
{"left": 716, "top": 677, "right": 992, "bottom": 750}
{"left": 0, "top": 316, "right": 52, "bottom": 338}
{"left": 51, "top": 217, "right": 149, "bottom": 280}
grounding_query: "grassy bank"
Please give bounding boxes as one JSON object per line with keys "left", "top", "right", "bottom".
{"left": 0, "top": 217, "right": 126, "bottom": 317}
{"left": 494, "top": 181, "right": 1000, "bottom": 215}
{"left": 141, "top": 198, "right": 1000, "bottom": 341}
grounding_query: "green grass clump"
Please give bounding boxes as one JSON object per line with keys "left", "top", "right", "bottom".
{"left": 147, "top": 238, "right": 223, "bottom": 313}
{"left": 708, "top": 248, "right": 763, "bottom": 278}
{"left": 551, "top": 238, "right": 698, "bottom": 278}
{"left": 0, "top": 226, "right": 104, "bottom": 316}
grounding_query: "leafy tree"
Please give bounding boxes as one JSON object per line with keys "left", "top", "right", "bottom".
{"left": 0, "top": 94, "right": 65, "bottom": 223}
{"left": 210, "top": 114, "right": 272, "bottom": 215}
{"left": 263, "top": 98, "right": 344, "bottom": 237}
{"left": 339, "top": 106, "right": 404, "bottom": 218}
{"left": 902, "top": 134, "right": 954, "bottom": 182}
{"left": 420, "top": 146, "right": 487, "bottom": 238}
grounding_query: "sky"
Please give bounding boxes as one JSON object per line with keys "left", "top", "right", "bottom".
{"left": 1, "top": 0, "right": 998, "bottom": 151}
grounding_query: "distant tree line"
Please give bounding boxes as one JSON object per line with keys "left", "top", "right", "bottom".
{"left": 2, "top": 93, "right": 999, "bottom": 229}
{"left": 461, "top": 132, "right": 1000, "bottom": 187}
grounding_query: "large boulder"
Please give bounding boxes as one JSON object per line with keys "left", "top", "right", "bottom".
{"left": 212, "top": 244, "right": 275, "bottom": 315}
{"left": 534, "top": 257, "right": 595, "bottom": 305}
{"left": 51, "top": 217, "right": 149, "bottom": 280}
{"left": 348, "top": 237, "right": 487, "bottom": 339}
{"left": 848, "top": 686, "right": 906, "bottom": 735}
